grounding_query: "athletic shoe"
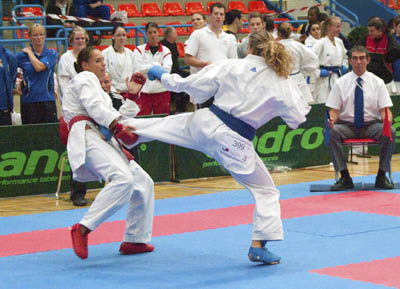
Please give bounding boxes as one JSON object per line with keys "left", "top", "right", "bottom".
{"left": 375, "top": 175, "right": 394, "bottom": 189}
{"left": 330, "top": 177, "right": 354, "bottom": 191}
{"left": 119, "top": 242, "right": 155, "bottom": 255}
{"left": 70, "top": 223, "right": 88, "bottom": 259}
{"left": 248, "top": 247, "right": 281, "bottom": 265}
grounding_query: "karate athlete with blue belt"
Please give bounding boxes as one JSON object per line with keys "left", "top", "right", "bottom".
{"left": 123, "top": 31, "right": 311, "bottom": 265}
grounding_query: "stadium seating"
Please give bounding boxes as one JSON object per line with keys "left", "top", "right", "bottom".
{"left": 141, "top": 3, "right": 167, "bottom": 16}
{"left": 22, "top": 6, "right": 42, "bottom": 16}
{"left": 248, "top": 1, "right": 274, "bottom": 13}
{"left": 118, "top": 3, "right": 142, "bottom": 17}
{"left": 186, "top": 21, "right": 194, "bottom": 34}
{"left": 176, "top": 42, "right": 185, "bottom": 57}
{"left": 228, "top": 1, "right": 249, "bottom": 14}
{"left": 165, "top": 21, "right": 190, "bottom": 35}
{"left": 125, "top": 23, "right": 136, "bottom": 38}
{"left": 163, "top": 2, "right": 186, "bottom": 16}
{"left": 185, "top": 2, "right": 207, "bottom": 15}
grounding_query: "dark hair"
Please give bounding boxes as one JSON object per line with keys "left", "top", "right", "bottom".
{"left": 145, "top": 22, "right": 159, "bottom": 32}
{"left": 248, "top": 11, "right": 262, "bottom": 23}
{"left": 368, "top": 16, "right": 386, "bottom": 32}
{"left": 192, "top": 12, "right": 206, "bottom": 21}
{"left": 74, "top": 46, "right": 97, "bottom": 73}
{"left": 317, "top": 12, "right": 327, "bottom": 22}
{"left": 308, "top": 6, "right": 320, "bottom": 15}
{"left": 264, "top": 15, "right": 274, "bottom": 32}
{"left": 210, "top": 2, "right": 225, "bottom": 15}
{"left": 112, "top": 24, "right": 126, "bottom": 47}
{"left": 349, "top": 45, "right": 370, "bottom": 59}
{"left": 224, "top": 9, "right": 241, "bottom": 25}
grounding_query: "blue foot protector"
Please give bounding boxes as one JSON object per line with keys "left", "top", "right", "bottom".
{"left": 248, "top": 247, "right": 281, "bottom": 265}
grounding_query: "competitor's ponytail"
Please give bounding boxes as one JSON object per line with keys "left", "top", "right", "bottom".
{"left": 248, "top": 31, "right": 292, "bottom": 78}
{"left": 74, "top": 46, "right": 97, "bottom": 73}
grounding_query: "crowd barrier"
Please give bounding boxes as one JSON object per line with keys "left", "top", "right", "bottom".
{"left": 1, "top": 97, "right": 400, "bottom": 198}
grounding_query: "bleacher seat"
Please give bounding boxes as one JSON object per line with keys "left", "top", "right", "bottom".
{"left": 163, "top": 2, "right": 186, "bottom": 16}
{"left": 104, "top": 3, "right": 115, "bottom": 16}
{"left": 207, "top": 2, "right": 216, "bottom": 13}
{"left": 118, "top": 3, "right": 142, "bottom": 17}
{"left": 228, "top": 1, "right": 249, "bottom": 14}
{"left": 239, "top": 19, "right": 249, "bottom": 33}
{"left": 176, "top": 42, "right": 185, "bottom": 57}
{"left": 141, "top": 3, "right": 166, "bottom": 16}
{"left": 22, "top": 7, "right": 43, "bottom": 16}
{"left": 125, "top": 23, "right": 136, "bottom": 38}
{"left": 186, "top": 21, "right": 194, "bottom": 34}
{"left": 185, "top": 2, "right": 207, "bottom": 15}
{"left": 248, "top": 1, "right": 274, "bottom": 13}
{"left": 165, "top": 21, "right": 190, "bottom": 36}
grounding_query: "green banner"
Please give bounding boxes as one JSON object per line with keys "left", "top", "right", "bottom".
{"left": 1, "top": 96, "right": 399, "bottom": 197}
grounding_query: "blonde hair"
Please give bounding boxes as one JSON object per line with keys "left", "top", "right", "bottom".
{"left": 248, "top": 31, "right": 292, "bottom": 78}
{"left": 28, "top": 23, "right": 45, "bottom": 36}
{"left": 68, "top": 26, "right": 89, "bottom": 46}
{"left": 321, "top": 16, "right": 340, "bottom": 37}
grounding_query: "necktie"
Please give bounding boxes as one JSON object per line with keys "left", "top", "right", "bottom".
{"left": 354, "top": 77, "right": 364, "bottom": 128}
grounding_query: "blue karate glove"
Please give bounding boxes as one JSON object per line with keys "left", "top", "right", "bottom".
{"left": 340, "top": 65, "right": 348, "bottom": 75}
{"left": 148, "top": 65, "right": 167, "bottom": 81}
{"left": 320, "top": 69, "right": 329, "bottom": 77}
{"left": 99, "top": 125, "right": 112, "bottom": 141}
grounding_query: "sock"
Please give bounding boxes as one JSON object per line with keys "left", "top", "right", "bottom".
{"left": 340, "top": 169, "right": 351, "bottom": 180}
{"left": 377, "top": 169, "right": 386, "bottom": 178}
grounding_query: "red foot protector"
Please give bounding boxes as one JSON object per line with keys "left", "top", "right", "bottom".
{"left": 70, "top": 224, "right": 88, "bottom": 259}
{"left": 310, "top": 256, "right": 400, "bottom": 288}
{"left": 119, "top": 242, "right": 155, "bottom": 255}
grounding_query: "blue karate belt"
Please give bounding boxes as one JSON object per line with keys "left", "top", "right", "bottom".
{"left": 209, "top": 104, "right": 256, "bottom": 141}
{"left": 320, "top": 65, "right": 341, "bottom": 89}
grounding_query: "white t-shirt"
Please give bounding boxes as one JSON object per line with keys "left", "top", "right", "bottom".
{"left": 185, "top": 25, "right": 238, "bottom": 74}
{"left": 326, "top": 71, "right": 393, "bottom": 123}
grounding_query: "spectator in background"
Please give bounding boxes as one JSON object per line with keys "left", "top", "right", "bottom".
{"left": 0, "top": 45, "right": 17, "bottom": 126}
{"left": 16, "top": 23, "right": 58, "bottom": 124}
{"left": 278, "top": 22, "right": 318, "bottom": 104}
{"left": 223, "top": 9, "right": 242, "bottom": 40}
{"left": 185, "top": 2, "right": 237, "bottom": 108}
{"left": 133, "top": 22, "right": 172, "bottom": 115}
{"left": 318, "top": 12, "right": 352, "bottom": 52}
{"left": 237, "top": 11, "right": 265, "bottom": 59}
{"left": 191, "top": 13, "right": 207, "bottom": 31}
{"left": 312, "top": 16, "right": 347, "bottom": 103}
{"left": 298, "top": 5, "right": 320, "bottom": 43}
{"left": 58, "top": 26, "right": 89, "bottom": 100}
{"left": 102, "top": 24, "right": 137, "bottom": 97}
{"left": 305, "top": 22, "right": 321, "bottom": 48}
{"left": 359, "top": 17, "right": 400, "bottom": 85}
{"left": 393, "top": 16, "right": 400, "bottom": 43}
{"left": 264, "top": 15, "right": 277, "bottom": 38}
{"left": 161, "top": 26, "right": 190, "bottom": 113}
{"left": 46, "top": 0, "right": 75, "bottom": 38}
{"left": 57, "top": 26, "right": 89, "bottom": 206}
{"left": 185, "top": 2, "right": 237, "bottom": 75}
{"left": 71, "top": 0, "right": 110, "bottom": 20}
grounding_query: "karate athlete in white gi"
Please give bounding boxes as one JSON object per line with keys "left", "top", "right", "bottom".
{"left": 312, "top": 16, "right": 348, "bottom": 103}
{"left": 278, "top": 22, "right": 318, "bottom": 104}
{"left": 124, "top": 31, "right": 311, "bottom": 265}
{"left": 62, "top": 47, "right": 155, "bottom": 260}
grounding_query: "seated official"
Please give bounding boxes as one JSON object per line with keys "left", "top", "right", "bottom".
{"left": 326, "top": 45, "right": 396, "bottom": 191}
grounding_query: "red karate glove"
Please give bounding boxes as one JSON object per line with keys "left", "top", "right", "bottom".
{"left": 125, "top": 72, "right": 147, "bottom": 101}
{"left": 112, "top": 122, "right": 138, "bottom": 146}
